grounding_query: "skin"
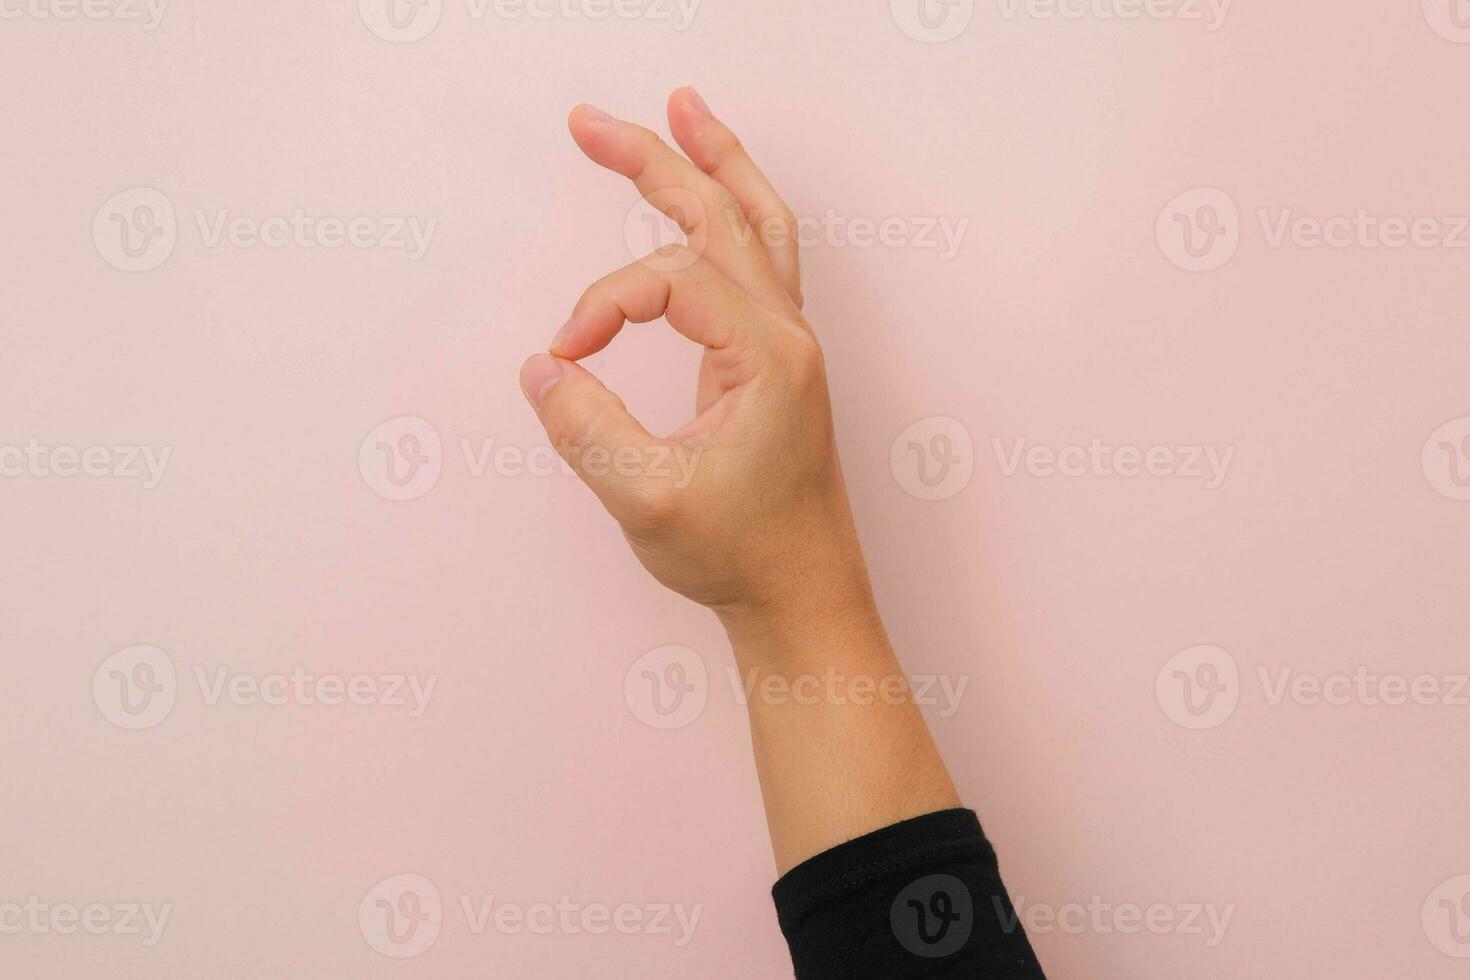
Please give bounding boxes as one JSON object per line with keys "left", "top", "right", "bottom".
{"left": 520, "top": 87, "right": 961, "bottom": 875}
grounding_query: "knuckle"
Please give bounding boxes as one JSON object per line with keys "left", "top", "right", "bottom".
{"left": 629, "top": 123, "right": 664, "bottom": 150}
{"left": 546, "top": 423, "right": 581, "bottom": 461}
{"left": 580, "top": 398, "right": 624, "bottom": 446}
{"left": 553, "top": 398, "right": 623, "bottom": 458}
{"left": 777, "top": 328, "right": 826, "bottom": 387}
{"left": 702, "top": 131, "right": 745, "bottom": 172}
{"left": 747, "top": 206, "right": 797, "bottom": 253}
{"left": 713, "top": 188, "right": 746, "bottom": 230}
{"left": 769, "top": 205, "right": 798, "bottom": 230}
{"left": 621, "top": 481, "right": 681, "bottom": 533}
{"left": 628, "top": 127, "right": 670, "bottom": 179}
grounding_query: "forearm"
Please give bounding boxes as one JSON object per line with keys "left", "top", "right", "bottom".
{"left": 725, "top": 549, "right": 1044, "bottom": 978}
{"left": 718, "top": 551, "right": 962, "bottom": 875}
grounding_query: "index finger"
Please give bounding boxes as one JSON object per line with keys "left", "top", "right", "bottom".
{"left": 549, "top": 247, "right": 763, "bottom": 363}
{"left": 568, "top": 103, "right": 793, "bottom": 312}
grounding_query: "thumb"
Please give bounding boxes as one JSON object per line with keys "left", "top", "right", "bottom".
{"left": 519, "top": 353, "right": 666, "bottom": 523}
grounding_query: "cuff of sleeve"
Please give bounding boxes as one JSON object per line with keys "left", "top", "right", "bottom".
{"left": 771, "top": 808, "right": 994, "bottom": 931}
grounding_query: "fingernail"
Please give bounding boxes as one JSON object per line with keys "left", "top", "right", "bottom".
{"left": 685, "top": 87, "right": 714, "bottom": 119}
{"left": 520, "top": 354, "right": 564, "bottom": 409}
{"left": 550, "top": 317, "right": 577, "bottom": 355}
{"left": 581, "top": 103, "right": 615, "bottom": 125}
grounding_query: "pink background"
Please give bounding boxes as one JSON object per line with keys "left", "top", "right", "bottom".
{"left": 3, "top": 0, "right": 1469, "bottom": 976}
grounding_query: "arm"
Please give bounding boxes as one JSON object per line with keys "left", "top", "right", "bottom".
{"left": 718, "top": 568, "right": 963, "bottom": 875}
{"left": 521, "top": 88, "right": 1042, "bottom": 976}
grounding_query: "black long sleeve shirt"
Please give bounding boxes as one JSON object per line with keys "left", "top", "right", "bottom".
{"left": 772, "top": 809, "right": 1047, "bottom": 978}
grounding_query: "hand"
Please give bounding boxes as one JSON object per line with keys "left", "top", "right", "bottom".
{"left": 520, "top": 88, "right": 876, "bottom": 627}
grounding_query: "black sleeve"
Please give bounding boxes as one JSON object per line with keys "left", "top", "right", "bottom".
{"left": 771, "top": 808, "right": 1047, "bottom": 979}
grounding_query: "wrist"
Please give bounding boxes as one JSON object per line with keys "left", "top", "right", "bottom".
{"left": 715, "top": 565, "right": 890, "bottom": 673}
{"left": 707, "top": 489, "right": 889, "bottom": 666}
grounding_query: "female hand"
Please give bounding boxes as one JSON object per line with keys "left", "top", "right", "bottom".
{"left": 520, "top": 88, "right": 875, "bottom": 630}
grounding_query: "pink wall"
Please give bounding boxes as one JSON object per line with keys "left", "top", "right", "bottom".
{"left": 3, "top": 0, "right": 1468, "bottom": 976}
